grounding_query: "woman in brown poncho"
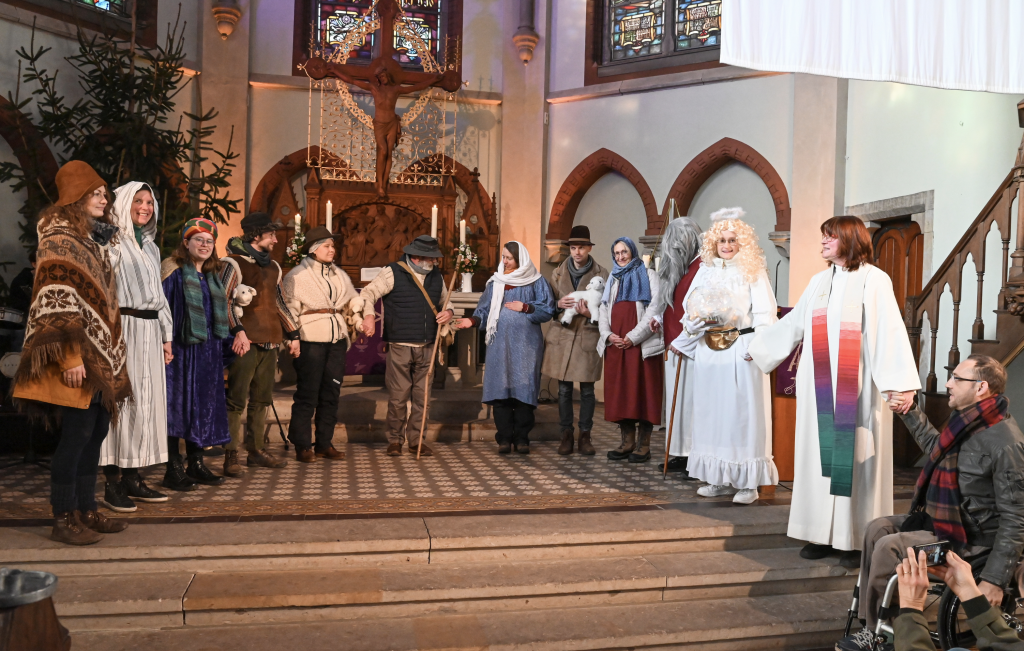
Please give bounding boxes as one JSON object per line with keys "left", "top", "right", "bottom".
{"left": 14, "top": 161, "right": 133, "bottom": 545}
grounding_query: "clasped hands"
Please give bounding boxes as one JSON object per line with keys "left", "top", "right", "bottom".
{"left": 362, "top": 310, "right": 457, "bottom": 337}
{"left": 885, "top": 390, "right": 917, "bottom": 415}
{"left": 896, "top": 546, "right": 1004, "bottom": 612}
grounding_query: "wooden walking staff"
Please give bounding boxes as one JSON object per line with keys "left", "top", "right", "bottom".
{"left": 417, "top": 254, "right": 464, "bottom": 460}
{"left": 663, "top": 354, "right": 684, "bottom": 480}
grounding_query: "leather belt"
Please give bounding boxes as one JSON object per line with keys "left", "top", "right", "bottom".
{"left": 121, "top": 308, "right": 159, "bottom": 320}
{"left": 302, "top": 308, "right": 342, "bottom": 316}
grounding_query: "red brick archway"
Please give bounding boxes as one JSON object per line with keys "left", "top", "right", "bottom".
{"left": 546, "top": 148, "right": 660, "bottom": 241}
{"left": 663, "top": 138, "right": 791, "bottom": 233}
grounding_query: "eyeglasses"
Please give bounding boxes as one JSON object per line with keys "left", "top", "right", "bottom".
{"left": 821, "top": 235, "right": 838, "bottom": 243}
{"left": 951, "top": 374, "right": 984, "bottom": 384}
{"left": 190, "top": 238, "right": 215, "bottom": 247}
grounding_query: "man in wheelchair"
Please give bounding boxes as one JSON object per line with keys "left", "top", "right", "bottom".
{"left": 837, "top": 354, "right": 1024, "bottom": 651}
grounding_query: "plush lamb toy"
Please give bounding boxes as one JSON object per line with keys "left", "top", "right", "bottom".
{"left": 232, "top": 284, "right": 257, "bottom": 320}
{"left": 560, "top": 275, "right": 605, "bottom": 325}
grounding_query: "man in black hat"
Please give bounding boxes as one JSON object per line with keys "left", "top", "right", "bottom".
{"left": 359, "top": 235, "right": 453, "bottom": 457}
{"left": 220, "top": 212, "right": 301, "bottom": 476}
{"left": 541, "top": 225, "right": 607, "bottom": 456}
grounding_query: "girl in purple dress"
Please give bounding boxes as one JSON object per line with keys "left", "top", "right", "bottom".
{"left": 161, "top": 218, "right": 233, "bottom": 491}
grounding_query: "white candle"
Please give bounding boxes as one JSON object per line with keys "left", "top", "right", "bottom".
{"left": 326, "top": 200, "right": 333, "bottom": 232}
{"left": 669, "top": 198, "right": 676, "bottom": 221}
{"left": 642, "top": 254, "right": 650, "bottom": 267}
{"left": 431, "top": 205, "right": 438, "bottom": 238}
{"left": 459, "top": 219, "right": 466, "bottom": 245}
{"left": 295, "top": 212, "right": 301, "bottom": 232}
{"left": 655, "top": 256, "right": 661, "bottom": 271}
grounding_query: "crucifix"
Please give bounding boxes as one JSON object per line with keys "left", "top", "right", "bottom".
{"left": 304, "top": 0, "right": 462, "bottom": 198}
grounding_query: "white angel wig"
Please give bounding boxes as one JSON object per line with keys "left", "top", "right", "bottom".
{"left": 652, "top": 216, "right": 702, "bottom": 315}
{"left": 699, "top": 207, "right": 767, "bottom": 283}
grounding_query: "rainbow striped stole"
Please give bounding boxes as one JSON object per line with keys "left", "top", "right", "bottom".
{"left": 811, "top": 267, "right": 867, "bottom": 498}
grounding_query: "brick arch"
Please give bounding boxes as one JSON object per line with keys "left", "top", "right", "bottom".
{"left": 663, "top": 138, "right": 791, "bottom": 233}
{"left": 546, "top": 148, "right": 660, "bottom": 242}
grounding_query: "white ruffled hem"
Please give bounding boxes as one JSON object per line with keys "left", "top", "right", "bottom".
{"left": 687, "top": 453, "right": 779, "bottom": 490}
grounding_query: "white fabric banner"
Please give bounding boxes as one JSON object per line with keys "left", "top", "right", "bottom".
{"left": 721, "top": 0, "right": 1024, "bottom": 94}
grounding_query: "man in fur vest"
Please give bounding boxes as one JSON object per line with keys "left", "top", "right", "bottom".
{"left": 221, "top": 212, "right": 301, "bottom": 475}
{"left": 360, "top": 235, "right": 454, "bottom": 457}
{"left": 650, "top": 217, "right": 703, "bottom": 477}
{"left": 542, "top": 226, "right": 607, "bottom": 456}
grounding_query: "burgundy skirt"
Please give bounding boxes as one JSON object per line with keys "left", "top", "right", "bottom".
{"left": 603, "top": 300, "right": 663, "bottom": 424}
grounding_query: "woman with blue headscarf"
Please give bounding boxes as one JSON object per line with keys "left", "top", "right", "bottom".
{"left": 598, "top": 237, "right": 664, "bottom": 463}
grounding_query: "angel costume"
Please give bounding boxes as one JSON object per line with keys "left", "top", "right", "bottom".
{"left": 748, "top": 264, "right": 921, "bottom": 550}
{"left": 672, "top": 258, "right": 779, "bottom": 490}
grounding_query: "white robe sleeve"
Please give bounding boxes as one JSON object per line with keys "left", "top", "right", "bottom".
{"left": 747, "top": 271, "right": 816, "bottom": 374}
{"left": 862, "top": 268, "right": 922, "bottom": 394}
{"left": 738, "top": 270, "right": 779, "bottom": 358}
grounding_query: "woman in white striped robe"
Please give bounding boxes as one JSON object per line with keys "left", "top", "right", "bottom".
{"left": 98, "top": 182, "right": 173, "bottom": 512}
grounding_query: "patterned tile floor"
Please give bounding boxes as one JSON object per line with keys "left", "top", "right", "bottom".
{"left": 0, "top": 405, "right": 919, "bottom": 524}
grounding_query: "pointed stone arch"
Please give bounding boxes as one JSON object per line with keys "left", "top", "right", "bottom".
{"left": 546, "top": 148, "right": 660, "bottom": 243}
{"left": 662, "top": 138, "right": 791, "bottom": 233}
{"left": 0, "top": 97, "right": 59, "bottom": 213}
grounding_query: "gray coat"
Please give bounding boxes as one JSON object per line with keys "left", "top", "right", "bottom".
{"left": 900, "top": 403, "right": 1024, "bottom": 587}
{"left": 541, "top": 258, "right": 607, "bottom": 383}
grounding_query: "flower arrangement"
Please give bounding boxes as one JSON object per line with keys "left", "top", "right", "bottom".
{"left": 452, "top": 242, "right": 478, "bottom": 274}
{"left": 284, "top": 226, "right": 306, "bottom": 267}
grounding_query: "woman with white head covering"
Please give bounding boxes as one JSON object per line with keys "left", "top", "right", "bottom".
{"left": 598, "top": 236, "right": 664, "bottom": 463}
{"left": 669, "top": 208, "right": 779, "bottom": 505}
{"left": 98, "top": 181, "right": 174, "bottom": 512}
{"left": 455, "top": 242, "right": 556, "bottom": 454}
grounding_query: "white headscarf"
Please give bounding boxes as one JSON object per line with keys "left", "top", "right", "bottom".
{"left": 484, "top": 241, "right": 542, "bottom": 345}
{"left": 111, "top": 181, "right": 159, "bottom": 250}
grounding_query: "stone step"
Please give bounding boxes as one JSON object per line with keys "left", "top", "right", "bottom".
{"left": 69, "top": 589, "right": 852, "bottom": 650}
{"left": 52, "top": 548, "right": 855, "bottom": 631}
{"left": 2, "top": 507, "right": 796, "bottom": 576}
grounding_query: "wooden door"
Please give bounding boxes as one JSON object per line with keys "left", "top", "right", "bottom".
{"left": 872, "top": 218, "right": 925, "bottom": 466}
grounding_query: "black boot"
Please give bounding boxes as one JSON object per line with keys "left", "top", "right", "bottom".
{"left": 628, "top": 422, "right": 653, "bottom": 463}
{"left": 607, "top": 422, "right": 636, "bottom": 460}
{"left": 162, "top": 456, "right": 197, "bottom": 492}
{"left": 187, "top": 451, "right": 226, "bottom": 486}
{"left": 100, "top": 478, "right": 137, "bottom": 513}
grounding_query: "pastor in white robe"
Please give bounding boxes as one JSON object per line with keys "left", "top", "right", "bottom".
{"left": 747, "top": 264, "right": 921, "bottom": 550}
{"left": 672, "top": 259, "right": 779, "bottom": 489}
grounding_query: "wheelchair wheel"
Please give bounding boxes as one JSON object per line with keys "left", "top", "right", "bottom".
{"left": 936, "top": 587, "right": 1022, "bottom": 650}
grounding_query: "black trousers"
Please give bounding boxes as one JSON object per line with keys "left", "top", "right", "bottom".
{"left": 51, "top": 396, "right": 110, "bottom": 515}
{"left": 490, "top": 398, "right": 536, "bottom": 446}
{"left": 557, "top": 381, "right": 596, "bottom": 432}
{"left": 288, "top": 340, "right": 348, "bottom": 451}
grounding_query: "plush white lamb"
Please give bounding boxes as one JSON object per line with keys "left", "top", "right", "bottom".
{"left": 560, "top": 275, "right": 605, "bottom": 325}
{"left": 232, "top": 284, "right": 257, "bottom": 320}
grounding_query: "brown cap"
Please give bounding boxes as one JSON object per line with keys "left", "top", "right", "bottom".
{"left": 566, "top": 225, "right": 594, "bottom": 246}
{"left": 302, "top": 226, "right": 342, "bottom": 255}
{"left": 55, "top": 161, "right": 106, "bottom": 207}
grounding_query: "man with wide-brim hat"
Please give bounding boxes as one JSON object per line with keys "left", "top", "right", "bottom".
{"left": 541, "top": 225, "right": 608, "bottom": 456}
{"left": 359, "top": 234, "right": 454, "bottom": 457}
{"left": 282, "top": 225, "right": 357, "bottom": 463}
{"left": 220, "top": 211, "right": 301, "bottom": 476}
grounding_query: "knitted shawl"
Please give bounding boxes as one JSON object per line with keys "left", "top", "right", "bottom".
{"left": 14, "top": 217, "right": 131, "bottom": 418}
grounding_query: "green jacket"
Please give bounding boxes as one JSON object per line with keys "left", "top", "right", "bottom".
{"left": 894, "top": 596, "right": 1024, "bottom": 651}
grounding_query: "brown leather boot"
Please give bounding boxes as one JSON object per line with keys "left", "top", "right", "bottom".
{"left": 386, "top": 443, "right": 403, "bottom": 456}
{"left": 607, "top": 422, "right": 636, "bottom": 460}
{"left": 223, "top": 450, "right": 243, "bottom": 477}
{"left": 408, "top": 442, "right": 434, "bottom": 457}
{"left": 557, "top": 428, "right": 574, "bottom": 455}
{"left": 628, "top": 422, "right": 653, "bottom": 463}
{"left": 315, "top": 446, "right": 345, "bottom": 460}
{"left": 77, "top": 509, "right": 128, "bottom": 534}
{"left": 295, "top": 447, "right": 316, "bottom": 463}
{"left": 577, "top": 431, "right": 596, "bottom": 455}
{"left": 51, "top": 511, "right": 103, "bottom": 545}
{"left": 247, "top": 448, "right": 288, "bottom": 468}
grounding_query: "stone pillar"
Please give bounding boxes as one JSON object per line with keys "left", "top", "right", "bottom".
{"left": 199, "top": 0, "right": 251, "bottom": 245}
{"left": 498, "top": 0, "right": 548, "bottom": 263}
{"left": 788, "top": 74, "right": 848, "bottom": 299}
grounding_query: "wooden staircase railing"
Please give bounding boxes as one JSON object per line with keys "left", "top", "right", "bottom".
{"left": 904, "top": 128, "right": 1024, "bottom": 431}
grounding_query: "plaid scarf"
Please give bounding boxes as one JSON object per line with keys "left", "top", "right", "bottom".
{"left": 907, "top": 395, "right": 1009, "bottom": 547}
{"left": 181, "top": 263, "right": 230, "bottom": 345}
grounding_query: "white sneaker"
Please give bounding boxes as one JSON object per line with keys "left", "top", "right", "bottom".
{"left": 732, "top": 488, "right": 759, "bottom": 505}
{"left": 697, "top": 484, "right": 737, "bottom": 497}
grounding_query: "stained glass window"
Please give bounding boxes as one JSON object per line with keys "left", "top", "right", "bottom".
{"left": 608, "top": 1, "right": 665, "bottom": 61}
{"left": 73, "top": 0, "right": 127, "bottom": 15}
{"left": 675, "top": 0, "right": 720, "bottom": 51}
{"left": 315, "top": 1, "right": 444, "bottom": 67}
